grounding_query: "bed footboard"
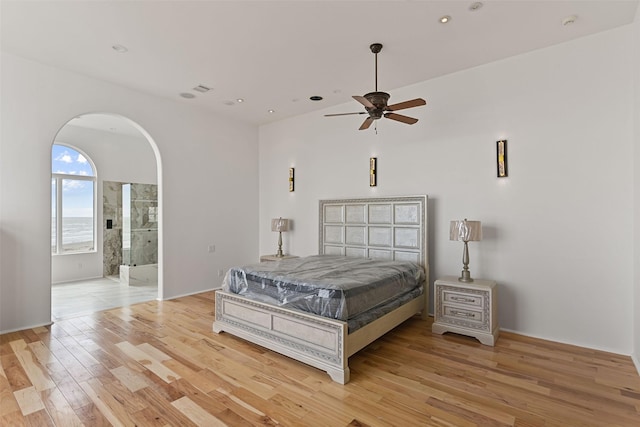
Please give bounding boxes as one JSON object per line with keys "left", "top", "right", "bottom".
{"left": 213, "top": 290, "right": 350, "bottom": 383}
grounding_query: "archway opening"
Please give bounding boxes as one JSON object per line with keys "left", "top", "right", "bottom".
{"left": 50, "top": 113, "right": 163, "bottom": 319}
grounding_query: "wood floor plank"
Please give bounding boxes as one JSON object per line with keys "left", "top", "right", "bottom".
{"left": 102, "top": 376, "right": 151, "bottom": 414}
{"left": 27, "top": 341, "right": 62, "bottom": 370}
{"left": 48, "top": 372, "right": 92, "bottom": 410}
{"left": 0, "top": 411, "right": 27, "bottom": 427}
{"left": 170, "top": 377, "right": 229, "bottom": 415}
{"left": 172, "top": 395, "right": 228, "bottom": 426}
{"left": 74, "top": 402, "right": 111, "bottom": 427}
{"left": 129, "top": 406, "right": 173, "bottom": 427}
{"left": 79, "top": 378, "right": 137, "bottom": 427}
{"left": 45, "top": 336, "right": 94, "bottom": 383}
{"left": 110, "top": 365, "right": 153, "bottom": 392}
{"left": 137, "top": 342, "right": 172, "bottom": 362}
{"left": 161, "top": 360, "right": 218, "bottom": 394}
{"left": 115, "top": 341, "right": 181, "bottom": 383}
{"left": 134, "top": 386, "right": 198, "bottom": 427}
{"left": 1, "top": 290, "right": 639, "bottom": 426}
{"left": 137, "top": 366, "right": 185, "bottom": 402}
{"left": 9, "top": 340, "right": 56, "bottom": 392}
{"left": 264, "top": 392, "right": 310, "bottom": 420}
{"left": 13, "top": 385, "right": 45, "bottom": 416}
{"left": 40, "top": 387, "right": 84, "bottom": 427}
{"left": 55, "top": 334, "right": 102, "bottom": 369}
{"left": 0, "top": 359, "right": 22, "bottom": 417}
{"left": 23, "top": 408, "right": 55, "bottom": 427}
{"left": 210, "top": 386, "right": 279, "bottom": 425}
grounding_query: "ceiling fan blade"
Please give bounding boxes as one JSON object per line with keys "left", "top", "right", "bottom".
{"left": 386, "top": 98, "right": 426, "bottom": 111}
{"left": 325, "top": 112, "right": 367, "bottom": 117}
{"left": 359, "top": 117, "right": 374, "bottom": 130}
{"left": 384, "top": 112, "right": 418, "bottom": 125}
{"left": 353, "top": 95, "right": 375, "bottom": 109}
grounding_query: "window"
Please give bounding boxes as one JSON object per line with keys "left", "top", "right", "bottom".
{"left": 51, "top": 144, "right": 96, "bottom": 254}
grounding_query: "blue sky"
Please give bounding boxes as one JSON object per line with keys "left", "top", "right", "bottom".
{"left": 52, "top": 145, "right": 94, "bottom": 217}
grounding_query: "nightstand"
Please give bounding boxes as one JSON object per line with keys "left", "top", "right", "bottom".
{"left": 432, "top": 276, "right": 499, "bottom": 346}
{"left": 259, "top": 254, "right": 299, "bottom": 262}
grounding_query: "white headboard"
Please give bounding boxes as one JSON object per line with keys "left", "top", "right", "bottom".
{"left": 319, "top": 195, "right": 429, "bottom": 269}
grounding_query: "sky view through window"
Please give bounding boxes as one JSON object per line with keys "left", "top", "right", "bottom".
{"left": 52, "top": 144, "right": 94, "bottom": 218}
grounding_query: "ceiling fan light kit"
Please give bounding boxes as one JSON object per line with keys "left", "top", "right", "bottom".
{"left": 325, "top": 43, "right": 426, "bottom": 130}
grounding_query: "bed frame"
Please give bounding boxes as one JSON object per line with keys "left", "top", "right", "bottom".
{"left": 213, "top": 195, "right": 429, "bottom": 384}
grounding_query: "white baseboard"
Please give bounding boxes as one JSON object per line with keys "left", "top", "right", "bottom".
{"left": 51, "top": 274, "right": 103, "bottom": 285}
{"left": 163, "top": 286, "right": 219, "bottom": 301}
{"left": 633, "top": 352, "right": 640, "bottom": 376}
{"left": 0, "top": 320, "right": 53, "bottom": 335}
{"left": 499, "top": 327, "right": 635, "bottom": 356}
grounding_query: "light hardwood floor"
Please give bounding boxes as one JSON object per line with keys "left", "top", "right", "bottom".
{"left": 1, "top": 290, "right": 639, "bottom": 426}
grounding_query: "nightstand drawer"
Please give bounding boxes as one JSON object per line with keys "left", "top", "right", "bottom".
{"left": 443, "top": 305, "right": 483, "bottom": 323}
{"left": 443, "top": 290, "right": 483, "bottom": 308}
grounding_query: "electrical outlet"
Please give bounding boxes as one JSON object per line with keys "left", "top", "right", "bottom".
{"left": 218, "top": 269, "right": 224, "bottom": 277}
{"left": 208, "top": 244, "right": 215, "bottom": 253}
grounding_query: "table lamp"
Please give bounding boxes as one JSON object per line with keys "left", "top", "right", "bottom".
{"left": 271, "top": 217, "right": 290, "bottom": 257}
{"left": 450, "top": 218, "right": 482, "bottom": 282}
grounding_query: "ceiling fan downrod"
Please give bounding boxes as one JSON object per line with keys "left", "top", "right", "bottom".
{"left": 370, "top": 43, "right": 382, "bottom": 92}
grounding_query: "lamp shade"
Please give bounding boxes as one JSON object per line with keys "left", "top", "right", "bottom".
{"left": 271, "top": 218, "right": 290, "bottom": 232}
{"left": 450, "top": 219, "right": 482, "bottom": 242}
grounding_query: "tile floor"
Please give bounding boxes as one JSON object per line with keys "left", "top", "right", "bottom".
{"left": 51, "top": 276, "right": 158, "bottom": 320}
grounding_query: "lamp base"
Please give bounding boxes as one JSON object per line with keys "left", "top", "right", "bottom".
{"left": 276, "top": 231, "right": 284, "bottom": 257}
{"left": 459, "top": 241, "right": 474, "bottom": 282}
{"left": 459, "top": 270, "right": 474, "bottom": 283}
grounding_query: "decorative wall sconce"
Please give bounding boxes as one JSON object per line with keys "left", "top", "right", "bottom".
{"left": 289, "top": 167, "right": 295, "bottom": 192}
{"left": 497, "top": 140, "right": 508, "bottom": 177}
{"left": 370, "top": 157, "right": 377, "bottom": 187}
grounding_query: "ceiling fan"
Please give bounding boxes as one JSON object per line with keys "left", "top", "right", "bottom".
{"left": 325, "top": 43, "right": 426, "bottom": 130}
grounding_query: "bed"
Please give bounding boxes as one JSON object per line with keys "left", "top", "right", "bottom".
{"left": 213, "top": 195, "right": 429, "bottom": 384}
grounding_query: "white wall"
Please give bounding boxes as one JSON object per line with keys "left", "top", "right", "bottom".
{"left": 0, "top": 52, "right": 259, "bottom": 333}
{"left": 259, "top": 27, "right": 635, "bottom": 354}
{"left": 51, "top": 124, "right": 157, "bottom": 284}
{"left": 57, "top": 124, "right": 158, "bottom": 184}
{"left": 633, "top": 6, "right": 640, "bottom": 373}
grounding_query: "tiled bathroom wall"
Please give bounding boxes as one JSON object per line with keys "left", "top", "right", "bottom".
{"left": 103, "top": 181, "right": 123, "bottom": 276}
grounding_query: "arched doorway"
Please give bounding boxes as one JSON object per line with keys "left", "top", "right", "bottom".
{"left": 50, "top": 113, "right": 163, "bottom": 319}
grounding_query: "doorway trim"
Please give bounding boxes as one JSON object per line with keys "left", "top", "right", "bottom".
{"left": 50, "top": 112, "right": 164, "bottom": 309}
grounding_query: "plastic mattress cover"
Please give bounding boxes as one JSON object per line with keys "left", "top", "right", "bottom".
{"left": 222, "top": 255, "right": 425, "bottom": 321}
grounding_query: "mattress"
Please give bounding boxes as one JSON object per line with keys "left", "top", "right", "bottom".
{"left": 222, "top": 255, "right": 425, "bottom": 322}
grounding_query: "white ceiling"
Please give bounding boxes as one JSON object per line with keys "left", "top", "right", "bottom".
{"left": 1, "top": 0, "right": 638, "bottom": 127}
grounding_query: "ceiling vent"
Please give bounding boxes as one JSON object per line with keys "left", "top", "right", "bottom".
{"left": 193, "top": 85, "right": 211, "bottom": 93}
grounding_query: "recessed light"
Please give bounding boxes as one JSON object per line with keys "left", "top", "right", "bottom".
{"left": 439, "top": 15, "right": 452, "bottom": 24}
{"left": 310, "top": 96, "right": 323, "bottom": 101}
{"left": 112, "top": 44, "right": 128, "bottom": 53}
{"left": 469, "top": 2, "right": 483, "bottom": 11}
{"left": 562, "top": 15, "right": 577, "bottom": 26}
{"left": 236, "top": 98, "right": 244, "bottom": 103}
{"left": 268, "top": 109, "right": 275, "bottom": 114}
{"left": 179, "top": 92, "right": 195, "bottom": 99}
